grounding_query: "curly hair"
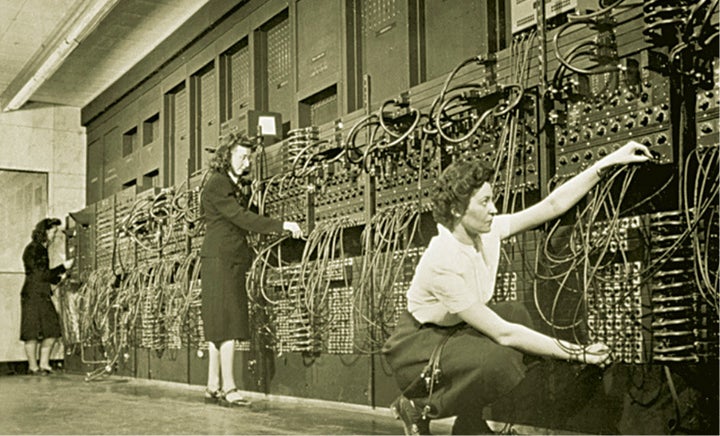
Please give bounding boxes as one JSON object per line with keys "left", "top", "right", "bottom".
{"left": 208, "top": 132, "right": 256, "bottom": 173}
{"left": 31, "top": 218, "right": 62, "bottom": 245}
{"left": 431, "top": 157, "right": 494, "bottom": 229}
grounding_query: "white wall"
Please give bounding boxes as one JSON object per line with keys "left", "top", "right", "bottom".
{"left": 0, "top": 103, "right": 86, "bottom": 362}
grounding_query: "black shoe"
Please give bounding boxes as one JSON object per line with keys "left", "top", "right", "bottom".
{"left": 204, "top": 388, "right": 221, "bottom": 404}
{"left": 390, "top": 396, "right": 431, "bottom": 435}
{"left": 218, "top": 388, "right": 252, "bottom": 407}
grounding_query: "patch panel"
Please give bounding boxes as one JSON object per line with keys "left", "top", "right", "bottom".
{"left": 95, "top": 196, "right": 115, "bottom": 270}
{"left": 262, "top": 181, "right": 308, "bottom": 228}
{"left": 696, "top": 59, "right": 719, "bottom": 151}
{"left": 493, "top": 272, "right": 518, "bottom": 303}
{"left": 495, "top": 93, "right": 542, "bottom": 194}
{"left": 589, "top": 215, "right": 645, "bottom": 255}
{"left": 274, "top": 288, "right": 320, "bottom": 354}
{"left": 313, "top": 166, "right": 365, "bottom": 225}
{"left": 648, "top": 211, "right": 719, "bottom": 363}
{"left": 587, "top": 261, "right": 648, "bottom": 364}
{"left": 131, "top": 188, "right": 165, "bottom": 264}
{"left": 555, "top": 118, "right": 673, "bottom": 179}
{"left": 164, "top": 285, "right": 184, "bottom": 350}
{"left": 374, "top": 143, "right": 441, "bottom": 212}
{"left": 140, "top": 285, "right": 163, "bottom": 351}
{"left": 114, "top": 188, "right": 137, "bottom": 272}
{"left": 263, "top": 264, "right": 301, "bottom": 293}
{"left": 234, "top": 340, "right": 251, "bottom": 352}
{"left": 72, "top": 204, "right": 96, "bottom": 278}
{"left": 697, "top": 119, "right": 719, "bottom": 150}
{"left": 494, "top": 231, "right": 539, "bottom": 305}
{"left": 383, "top": 249, "right": 424, "bottom": 328}
{"left": 185, "top": 284, "right": 206, "bottom": 349}
{"left": 326, "top": 286, "right": 355, "bottom": 354}
{"left": 390, "top": 281, "right": 410, "bottom": 331}
{"left": 554, "top": 51, "right": 672, "bottom": 179}
{"left": 323, "top": 258, "right": 355, "bottom": 283}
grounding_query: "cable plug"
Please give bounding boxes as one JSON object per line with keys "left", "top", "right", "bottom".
{"left": 474, "top": 53, "right": 496, "bottom": 65}
{"left": 393, "top": 92, "right": 410, "bottom": 107}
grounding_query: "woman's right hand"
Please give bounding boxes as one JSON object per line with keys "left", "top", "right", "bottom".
{"left": 599, "top": 140, "right": 653, "bottom": 168}
{"left": 282, "top": 221, "right": 303, "bottom": 239}
{"left": 63, "top": 258, "right": 75, "bottom": 270}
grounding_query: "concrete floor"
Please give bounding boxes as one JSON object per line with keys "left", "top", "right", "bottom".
{"left": 0, "top": 371, "right": 454, "bottom": 435}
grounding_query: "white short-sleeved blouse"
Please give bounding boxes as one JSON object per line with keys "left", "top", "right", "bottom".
{"left": 407, "top": 215, "right": 511, "bottom": 326}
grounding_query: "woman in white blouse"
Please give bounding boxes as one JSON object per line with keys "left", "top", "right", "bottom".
{"left": 383, "top": 140, "right": 653, "bottom": 435}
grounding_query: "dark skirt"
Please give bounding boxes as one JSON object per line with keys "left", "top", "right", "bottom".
{"left": 382, "top": 302, "right": 531, "bottom": 419}
{"left": 200, "top": 257, "right": 251, "bottom": 344}
{"left": 20, "top": 281, "right": 62, "bottom": 341}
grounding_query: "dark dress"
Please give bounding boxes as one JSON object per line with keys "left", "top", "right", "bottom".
{"left": 20, "top": 241, "right": 66, "bottom": 341}
{"left": 200, "top": 170, "right": 284, "bottom": 344}
{"left": 383, "top": 303, "right": 532, "bottom": 433}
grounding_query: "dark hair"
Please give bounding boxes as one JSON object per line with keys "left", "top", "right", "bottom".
{"left": 31, "top": 218, "right": 62, "bottom": 245}
{"left": 431, "top": 157, "right": 494, "bottom": 229}
{"left": 208, "top": 132, "right": 256, "bottom": 173}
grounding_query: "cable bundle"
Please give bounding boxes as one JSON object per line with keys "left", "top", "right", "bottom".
{"left": 682, "top": 145, "right": 719, "bottom": 310}
{"left": 534, "top": 166, "right": 647, "bottom": 357}
{"left": 354, "top": 204, "right": 421, "bottom": 353}
{"left": 345, "top": 96, "right": 421, "bottom": 173}
{"left": 68, "top": 267, "right": 139, "bottom": 379}
{"left": 643, "top": 0, "right": 691, "bottom": 46}
{"left": 286, "top": 127, "right": 320, "bottom": 175}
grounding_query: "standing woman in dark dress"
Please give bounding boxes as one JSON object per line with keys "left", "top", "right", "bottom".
{"left": 20, "top": 218, "right": 74, "bottom": 375}
{"left": 201, "top": 133, "right": 302, "bottom": 406}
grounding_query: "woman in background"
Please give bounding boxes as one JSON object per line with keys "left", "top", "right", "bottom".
{"left": 200, "top": 133, "right": 302, "bottom": 406}
{"left": 20, "top": 218, "right": 74, "bottom": 375}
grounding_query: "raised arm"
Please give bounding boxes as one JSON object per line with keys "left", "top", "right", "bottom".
{"left": 505, "top": 140, "right": 653, "bottom": 237}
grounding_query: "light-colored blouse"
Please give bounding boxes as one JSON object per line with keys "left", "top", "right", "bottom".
{"left": 407, "top": 216, "right": 511, "bottom": 326}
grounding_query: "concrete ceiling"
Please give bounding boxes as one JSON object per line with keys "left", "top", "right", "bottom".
{"left": 0, "top": 0, "right": 210, "bottom": 111}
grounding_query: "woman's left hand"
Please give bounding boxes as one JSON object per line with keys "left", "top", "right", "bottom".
{"left": 584, "top": 342, "right": 613, "bottom": 368}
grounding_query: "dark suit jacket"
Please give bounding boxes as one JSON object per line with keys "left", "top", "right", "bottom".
{"left": 21, "top": 241, "right": 66, "bottom": 297}
{"left": 200, "top": 170, "right": 284, "bottom": 259}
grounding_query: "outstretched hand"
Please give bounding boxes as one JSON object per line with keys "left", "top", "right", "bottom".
{"left": 282, "top": 221, "right": 303, "bottom": 239}
{"left": 602, "top": 140, "right": 654, "bottom": 167}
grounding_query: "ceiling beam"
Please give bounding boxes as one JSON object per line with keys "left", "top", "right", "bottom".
{"left": 1, "top": 0, "right": 120, "bottom": 112}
